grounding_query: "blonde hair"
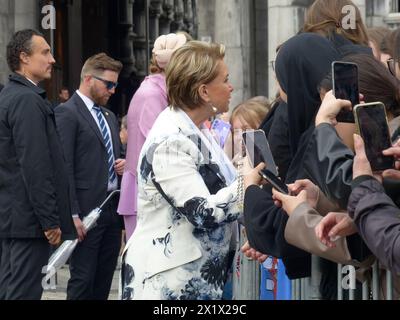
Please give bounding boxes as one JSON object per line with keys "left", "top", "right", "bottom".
{"left": 303, "top": 0, "right": 369, "bottom": 46}
{"left": 166, "top": 41, "right": 225, "bottom": 110}
{"left": 230, "top": 99, "right": 270, "bottom": 130}
{"left": 80, "top": 53, "right": 122, "bottom": 82}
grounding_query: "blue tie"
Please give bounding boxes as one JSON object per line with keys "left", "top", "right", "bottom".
{"left": 93, "top": 105, "right": 117, "bottom": 184}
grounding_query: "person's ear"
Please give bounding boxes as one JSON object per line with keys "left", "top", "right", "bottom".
{"left": 198, "top": 84, "right": 210, "bottom": 103}
{"left": 19, "top": 52, "right": 30, "bottom": 65}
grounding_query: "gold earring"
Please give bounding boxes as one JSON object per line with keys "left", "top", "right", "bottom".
{"left": 210, "top": 103, "right": 218, "bottom": 114}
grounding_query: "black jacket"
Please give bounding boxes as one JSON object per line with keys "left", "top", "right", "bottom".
{"left": 55, "top": 92, "right": 122, "bottom": 217}
{"left": 348, "top": 176, "right": 400, "bottom": 275}
{"left": 0, "top": 73, "right": 76, "bottom": 239}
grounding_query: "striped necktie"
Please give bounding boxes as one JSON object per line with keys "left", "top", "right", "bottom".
{"left": 93, "top": 105, "right": 117, "bottom": 184}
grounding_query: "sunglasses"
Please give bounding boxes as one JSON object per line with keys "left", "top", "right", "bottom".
{"left": 92, "top": 75, "right": 118, "bottom": 90}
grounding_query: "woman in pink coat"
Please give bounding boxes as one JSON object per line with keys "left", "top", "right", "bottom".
{"left": 118, "top": 33, "right": 188, "bottom": 239}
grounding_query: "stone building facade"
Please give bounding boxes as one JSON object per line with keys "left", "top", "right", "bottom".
{"left": 1, "top": 0, "right": 400, "bottom": 114}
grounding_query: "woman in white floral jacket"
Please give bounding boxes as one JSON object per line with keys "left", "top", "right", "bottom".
{"left": 120, "top": 41, "right": 263, "bottom": 300}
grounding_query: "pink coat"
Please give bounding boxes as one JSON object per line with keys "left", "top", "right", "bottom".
{"left": 118, "top": 74, "right": 167, "bottom": 234}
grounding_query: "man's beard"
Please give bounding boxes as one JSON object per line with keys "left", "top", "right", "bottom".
{"left": 90, "top": 86, "right": 109, "bottom": 106}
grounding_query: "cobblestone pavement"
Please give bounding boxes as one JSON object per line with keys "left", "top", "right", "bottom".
{"left": 41, "top": 259, "right": 121, "bottom": 300}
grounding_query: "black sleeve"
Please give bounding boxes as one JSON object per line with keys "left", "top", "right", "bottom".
{"left": 303, "top": 123, "right": 353, "bottom": 209}
{"left": 348, "top": 178, "right": 400, "bottom": 274}
{"left": 9, "top": 94, "right": 59, "bottom": 230}
{"left": 54, "top": 105, "right": 80, "bottom": 216}
{"left": 243, "top": 184, "right": 310, "bottom": 259}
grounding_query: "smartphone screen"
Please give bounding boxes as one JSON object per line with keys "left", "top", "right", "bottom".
{"left": 259, "top": 169, "right": 289, "bottom": 194}
{"left": 332, "top": 61, "right": 359, "bottom": 123}
{"left": 242, "top": 130, "right": 278, "bottom": 176}
{"left": 354, "top": 102, "right": 394, "bottom": 171}
{"left": 211, "top": 119, "right": 231, "bottom": 148}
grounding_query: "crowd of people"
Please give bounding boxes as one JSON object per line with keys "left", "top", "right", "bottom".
{"left": 1, "top": 0, "right": 400, "bottom": 300}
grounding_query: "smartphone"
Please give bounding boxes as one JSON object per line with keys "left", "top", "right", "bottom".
{"left": 242, "top": 130, "right": 278, "bottom": 176}
{"left": 259, "top": 169, "right": 289, "bottom": 194}
{"left": 354, "top": 102, "right": 394, "bottom": 171}
{"left": 211, "top": 119, "right": 231, "bottom": 148}
{"left": 332, "top": 61, "right": 359, "bottom": 123}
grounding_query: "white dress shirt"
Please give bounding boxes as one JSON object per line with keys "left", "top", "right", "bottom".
{"left": 76, "top": 90, "right": 118, "bottom": 191}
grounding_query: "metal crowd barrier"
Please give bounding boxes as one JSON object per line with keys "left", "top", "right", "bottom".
{"left": 291, "top": 257, "right": 395, "bottom": 300}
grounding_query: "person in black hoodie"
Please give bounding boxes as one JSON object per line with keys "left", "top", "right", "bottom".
{"left": 0, "top": 29, "right": 76, "bottom": 300}
{"left": 243, "top": 33, "right": 341, "bottom": 280}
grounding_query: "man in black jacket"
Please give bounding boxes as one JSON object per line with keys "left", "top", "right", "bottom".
{"left": 55, "top": 53, "right": 125, "bottom": 300}
{"left": 0, "top": 29, "right": 76, "bottom": 300}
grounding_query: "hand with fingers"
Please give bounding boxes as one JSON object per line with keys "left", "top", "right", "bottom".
{"left": 114, "top": 158, "right": 126, "bottom": 176}
{"left": 73, "top": 217, "right": 87, "bottom": 242}
{"left": 243, "top": 162, "right": 266, "bottom": 189}
{"left": 272, "top": 188, "right": 307, "bottom": 216}
{"left": 315, "top": 212, "right": 357, "bottom": 248}
{"left": 315, "top": 90, "right": 353, "bottom": 126}
{"left": 382, "top": 140, "right": 400, "bottom": 180}
{"left": 241, "top": 241, "right": 268, "bottom": 263}
{"left": 44, "top": 227, "right": 62, "bottom": 246}
{"left": 287, "top": 179, "right": 319, "bottom": 209}
{"left": 353, "top": 134, "right": 382, "bottom": 182}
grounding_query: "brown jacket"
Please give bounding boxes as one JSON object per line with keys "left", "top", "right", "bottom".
{"left": 284, "top": 191, "right": 359, "bottom": 265}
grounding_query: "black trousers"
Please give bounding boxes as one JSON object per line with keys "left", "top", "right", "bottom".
{"left": 0, "top": 238, "right": 49, "bottom": 300}
{"left": 67, "top": 197, "right": 122, "bottom": 300}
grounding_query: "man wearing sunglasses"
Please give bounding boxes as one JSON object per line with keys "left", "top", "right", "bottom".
{"left": 55, "top": 53, "right": 125, "bottom": 300}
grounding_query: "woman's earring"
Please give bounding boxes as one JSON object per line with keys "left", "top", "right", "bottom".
{"left": 210, "top": 104, "right": 218, "bottom": 114}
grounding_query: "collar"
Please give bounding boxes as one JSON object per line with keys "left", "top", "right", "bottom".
{"left": 76, "top": 90, "right": 97, "bottom": 112}
{"left": 8, "top": 73, "right": 47, "bottom": 98}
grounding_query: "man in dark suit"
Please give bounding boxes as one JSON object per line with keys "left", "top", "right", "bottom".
{"left": 0, "top": 29, "right": 76, "bottom": 300}
{"left": 55, "top": 53, "right": 125, "bottom": 300}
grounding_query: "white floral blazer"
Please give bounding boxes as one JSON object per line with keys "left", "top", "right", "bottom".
{"left": 120, "top": 108, "right": 240, "bottom": 300}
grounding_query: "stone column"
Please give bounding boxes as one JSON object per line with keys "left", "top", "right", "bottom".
{"left": 14, "top": 0, "right": 39, "bottom": 31}
{"left": 171, "top": 0, "right": 185, "bottom": 32}
{"left": 159, "top": 0, "right": 174, "bottom": 35}
{"left": 0, "top": 0, "right": 14, "bottom": 84}
{"left": 196, "top": 0, "right": 215, "bottom": 42}
{"left": 149, "top": 0, "right": 162, "bottom": 41}
{"left": 183, "top": 0, "right": 194, "bottom": 35}
{"left": 132, "top": 0, "right": 148, "bottom": 79}
{"left": 117, "top": 0, "right": 137, "bottom": 115}
{"left": 214, "top": 0, "right": 253, "bottom": 111}
{"left": 365, "top": 0, "right": 391, "bottom": 27}
{"left": 268, "top": 0, "right": 311, "bottom": 99}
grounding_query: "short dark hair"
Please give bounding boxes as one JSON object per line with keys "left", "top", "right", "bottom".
{"left": 6, "top": 29, "right": 44, "bottom": 72}
{"left": 59, "top": 86, "right": 69, "bottom": 93}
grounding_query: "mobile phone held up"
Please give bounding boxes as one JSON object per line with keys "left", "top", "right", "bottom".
{"left": 354, "top": 102, "right": 394, "bottom": 172}
{"left": 242, "top": 129, "right": 278, "bottom": 176}
{"left": 332, "top": 61, "right": 359, "bottom": 123}
{"left": 259, "top": 169, "right": 289, "bottom": 195}
{"left": 211, "top": 119, "right": 231, "bottom": 148}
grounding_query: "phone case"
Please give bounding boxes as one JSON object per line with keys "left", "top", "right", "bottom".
{"left": 332, "top": 61, "right": 358, "bottom": 123}
{"left": 353, "top": 102, "right": 394, "bottom": 171}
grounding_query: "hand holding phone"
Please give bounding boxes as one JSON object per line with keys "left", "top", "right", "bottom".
{"left": 354, "top": 102, "right": 394, "bottom": 171}
{"left": 332, "top": 61, "right": 359, "bottom": 123}
{"left": 259, "top": 169, "right": 289, "bottom": 194}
